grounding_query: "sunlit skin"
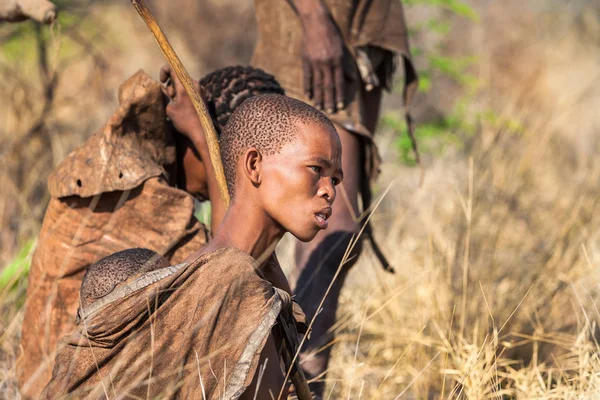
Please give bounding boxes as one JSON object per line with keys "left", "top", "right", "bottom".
{"left": 257, "top": 123, "right": 343, "bottom": 243}
{"left": 186, "top": 121, "right": 342, "bottom": 399}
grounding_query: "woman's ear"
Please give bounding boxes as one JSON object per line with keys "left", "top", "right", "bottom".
{"left": 243, "top": 147, "right": 262, "bottom": 186}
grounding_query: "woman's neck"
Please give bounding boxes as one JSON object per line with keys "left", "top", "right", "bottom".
{"left": 205, "top": 196, "right": 283, "bottom": 263}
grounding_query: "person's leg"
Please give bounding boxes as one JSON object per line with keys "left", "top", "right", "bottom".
{"left": 292, "top": 86, "right": 384, "bottom": 397}
{"left": 291, "top": 121, "right": 363, "bottom": 396}
{"left": 362, "top": 84, "right": 384, "bottom": 134}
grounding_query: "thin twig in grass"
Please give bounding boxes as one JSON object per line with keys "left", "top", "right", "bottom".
{"left": 83, "top": 326, "right": 112, "bottom": 400}
{"left": 338, "top": 182, "right": 358, "bottom": 222}
{"left": 459, "top": 156, "right": 474, "bottom": 342}
{"left": 346, "top": 308, "right": 368, "bottom": 400}
{"left": 0, "top": 309, "right": 25, "bottom": 352}
{"left": 208, "top": 359, "right": 219, "bottom": 399}
{"left": 146, "top": 296, "right": 157, "bottom": 400}
{"left": 498, "top": 285, "right": 534, "bottom": 334}
{"left": 325, "top": 381, "right": 337, "bottom": 400}
{"left": 579, "top": 246, "right": 600, "bottom": 322}
{"left": 253, "top": 357, "right": 268, "bottom": 400}
{"left": 571, "top": 283, "right": 594, "bottom": 338}
{"left": 277, "top": 181, "right": 395, "bottom": 400}
{"left": 326, "top": 312, "right": 353, "bottom": 337}
{"left": 375, "top": 325, "right": 426, "bottom": 394}
{"left": 503, "top": 333, "right": 564, "bottom": 350}
{"left": 305, "top": 365, "right": 328, "bottom": 388}
{"left": 479, "top": 281, "right": 500, "bottom": 399}
{"left": 479, "top": 281, "right": 495, "bottom": 328}
{"left": 580, "top": 283, "right": 600, "bottom": 322}
{"left": 357, "top": 380, "right": 365, "bottom": 399}
{"left": 300, "top": 337, "right": 340, "bottom": 376}
{"left": 440, "top": 304, "right": 456, "bottom": 400}
{"left": 193, "top": 350, "right": 207, "bottom": 400}
{"left": 581, "top": 243, "right": 593, "bottom": 271}
{"left": 393, "top": 351, "right": 441, "bottom": 400}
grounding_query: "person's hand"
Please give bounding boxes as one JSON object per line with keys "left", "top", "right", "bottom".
{"left": 159, "top": 65, "right": 206, "bottom": 142}
{"left": 300, "top": 12, "right": 345, "bottom": 113}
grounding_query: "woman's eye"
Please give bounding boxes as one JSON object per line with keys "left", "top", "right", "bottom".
{"left": 310, "top": 166, "right": 322, "bottom": 173}
{"left": 332, "top": 177, "right": 340, "bottom": 186}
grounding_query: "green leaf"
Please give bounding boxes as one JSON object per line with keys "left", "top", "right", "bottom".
{"left": 194, "top": 201, "right": 212, "bottom": 227}
{"left": 428, "top": 55, "right": 478, "bottom": 86}
{"left": 418, "top": 71, "right": 433, "bottom": 92}
{"left": 404, "top": 0, "right": 479, "bottom": 21}
{"left": 0, "top": 240, "right": 35, "bottom": 290}
{"left": 444, "top": 0, "right": 479, "bottom": 21}
{"left": 427, "top": 19, "right": 452, "bottom": 34}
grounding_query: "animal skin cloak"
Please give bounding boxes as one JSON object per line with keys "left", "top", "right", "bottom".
{"left": 17, "top": 70, "right": 209, "bottom": 399}
{"left": 41, "top": 247, "right": 291, "bottom": 400}
{"left": 252, "top": 0, "right": 418, "bottom": 184}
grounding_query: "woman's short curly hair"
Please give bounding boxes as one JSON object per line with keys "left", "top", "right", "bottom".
{"left": 199, "top": 66, "right": 285, "bottom": 134}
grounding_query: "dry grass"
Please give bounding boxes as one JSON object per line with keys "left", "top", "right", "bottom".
{"left": 2, "top": 0, "right": 600, "bottom": 399}
{"left": 317, "top": 2, "right": 600, "bottom": 398}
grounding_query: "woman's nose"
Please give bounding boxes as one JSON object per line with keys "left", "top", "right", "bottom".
{"left": 318, "top": 178, "right": 336, "bottom": 203}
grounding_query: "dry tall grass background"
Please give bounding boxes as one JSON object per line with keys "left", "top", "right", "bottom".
{"left": 2, "top": 0, "right": 600, "bottom": 398}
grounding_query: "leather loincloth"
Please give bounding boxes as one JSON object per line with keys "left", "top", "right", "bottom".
{"left": 252, "top": 0, "right": 418, "bottom": 184}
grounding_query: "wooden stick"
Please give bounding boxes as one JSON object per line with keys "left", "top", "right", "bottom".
{"left": 131, "top": 0, "right": 230, "bottom": 207}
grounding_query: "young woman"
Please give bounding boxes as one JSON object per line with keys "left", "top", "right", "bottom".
{"left": 42, "top": 94, "right": 342, "bottom": 400}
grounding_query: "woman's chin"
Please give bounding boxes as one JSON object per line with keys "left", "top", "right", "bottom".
{"left": 291, "top": 228, "right": 320, "bottom": 243}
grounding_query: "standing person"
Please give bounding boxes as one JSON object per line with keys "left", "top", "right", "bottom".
{"left": 17, "top": 65, "right": 284, "bottom": 399}
{"left": 252, "top": 0, "right": 418, "bottom": 394}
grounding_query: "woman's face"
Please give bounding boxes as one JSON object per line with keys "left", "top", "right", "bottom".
{"left": 176, "top": 136, "right": 209, "bottom": 202}
{"left": 258, "top": 121, "right": 343, "bottom": 242}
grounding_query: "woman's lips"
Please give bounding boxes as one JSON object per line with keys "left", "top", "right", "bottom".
{"left": 315, "top": 213, "right": 329, "bottom": 229}
{"left": 314, "top": 207, "right": 332, "bottom": 229}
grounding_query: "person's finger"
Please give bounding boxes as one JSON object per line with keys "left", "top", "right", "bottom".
{"left": 160, "top": 84, "right": 170, "bottom": 98}
{"left": 166, "top": 84, "right": 175, "bottom": 99}
{"left": 171, "top": 71, "right": 186, "bottom": 99}
{"left": 303, "top": 57, "right": 313, "bottom": 99}
{"left": 322, "top": 63, "right": 335, "bottom": 114}
{"left": 159, "top": 65, "right": 171, "bottom": 84}
{"left": 164, "top": 102, "right": 173, "bottom": 121}
{"left": 312, "top": 63, "right": 324, "bottom": 110}
{"left": 333, "top": 58, "right": 345, "bottom": 110}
